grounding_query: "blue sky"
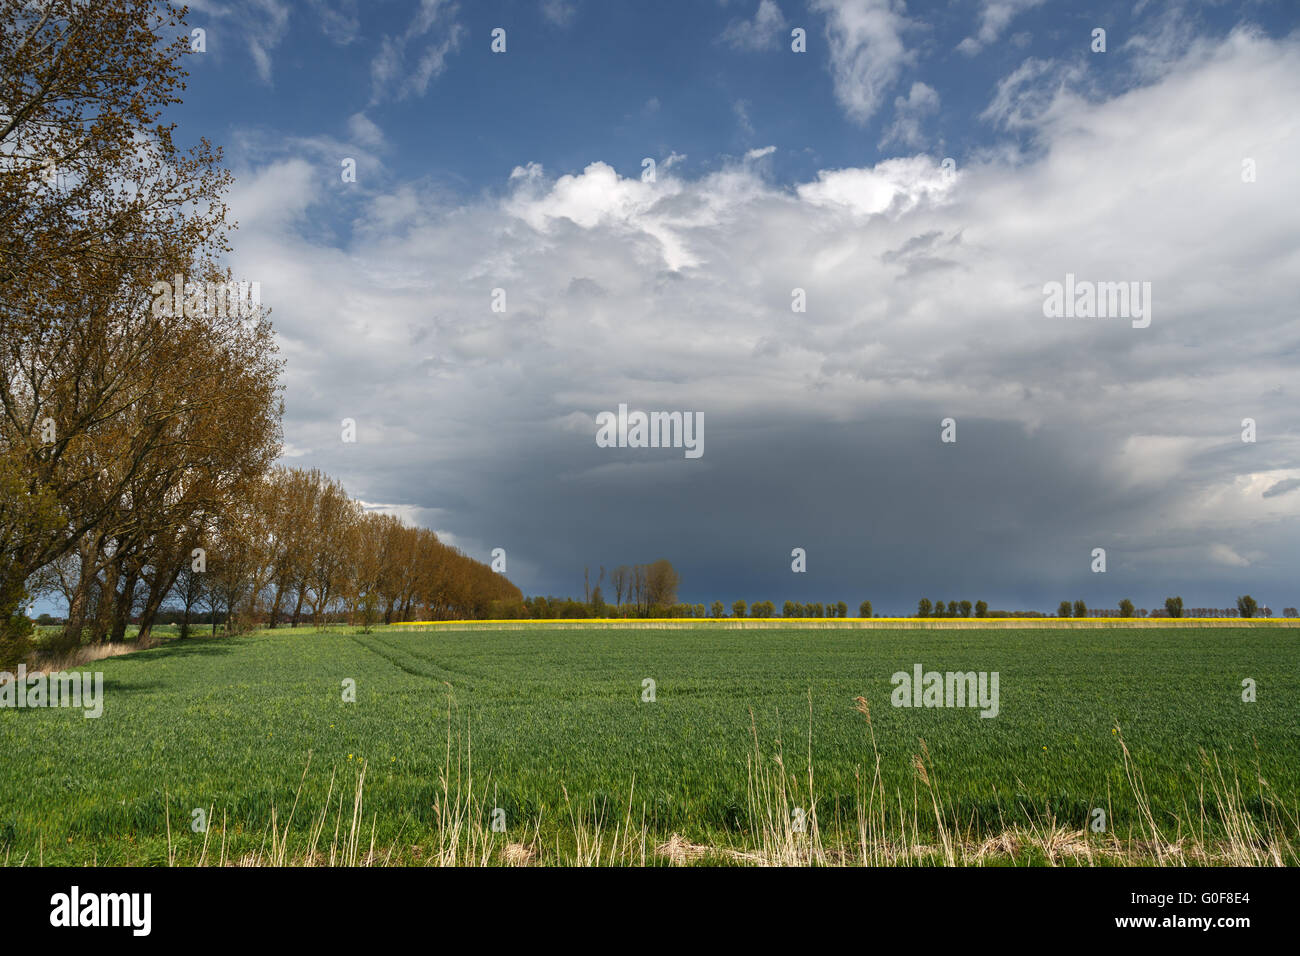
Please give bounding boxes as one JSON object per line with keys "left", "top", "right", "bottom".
{"left": 76, "top": 0, "right": 1300, "bottom": 616}
{"left": 182, "top": 0, "right": 1291, "bottom": 196}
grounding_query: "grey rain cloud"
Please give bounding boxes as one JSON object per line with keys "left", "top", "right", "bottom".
{"left": 226, "top": 29, "right": 1300, "bottom": 612}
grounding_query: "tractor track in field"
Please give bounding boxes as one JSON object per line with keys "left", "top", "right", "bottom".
{"left": 348, "top": 634, "right": 479, "bottom": 690}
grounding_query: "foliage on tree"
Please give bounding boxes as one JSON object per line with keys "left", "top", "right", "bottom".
{"left": 0, "top": 1, "right": 287, "bottom": 658}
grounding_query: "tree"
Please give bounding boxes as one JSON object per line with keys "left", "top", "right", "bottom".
{"left": 172, "top": 553, "right": 207, "bottom": 639}
{"left": 208, "top": 505, "right": 265, "bottom": 637}
{"left": 1118, "top": 598, "right": 1135, "bottom": 618}
{"left": 783, "top": 600, "right": 797, "bottom": 617}
{"left": 1058, "top": 601, "right": 1072, "bottom": 618}
{"left": 1, "top": 457, "right": 63, "bottom": 664}
{"left": 611, "top": 565, "right": 629, "bottom": 609}
{"left": 732, "top": 599, "right": 747, "bottom": 618}
{"left": 347, "top": 511, "right": 394, "bottom": 633}
{"left": 836, "top": 600, "right": 847, "bottom": 618}
{"left": 859, "top": 600, "right": 872, "bottom": 618}
{"left": 1236, "top": 595, "right": 1257, "bottom": 619}
{"left": 917, "top": 598, "right": 932, "bottom": 617}
{"left": 631, "top": 565, "right": 647, "bottom": 614}
{"left": 710, "top": 601, "right": 724, "bottom": 618}
{"left": 1073, "top": 600, "right": 1087, "bottom": 618}
{"left": 300, "top": 476, "right": 358, "bottom": 627}
{"left": 960, "top": 600, "right": 972, "bottom": 618}
{"left": 974, "top": 600, "right": 988, "bottom": 618}
{"left": 1, "top": 0, "right": 241, "bottom": 657}
{"left": 644, "top": 559, "right": 679, "bottom": 610}
{"left": 370, "top": 516, "right": 419, "bottom": 625}
{"left": 1164, "top": 596, "right": 1184, "bottom": 618}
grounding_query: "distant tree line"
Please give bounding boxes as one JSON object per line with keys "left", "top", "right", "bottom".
{"left": 520, "top": 588, "right": 1293, "bottom": 621}
{"left": 524, "top": 575, "right": 870, "bottom": 618}
{"left": 524, "top": 559, "right": 680, "bottom": 618}
{"left": 1053, "top": 596, "right": 1275, "bottom": 618}
{"left": 917, "top": 599, "right": 986, "bottom": 617}
{"left": 911, "top": 596, "right": 1286, "bottom": 619}
{"left": 903, "top": 596, "right": 1283, "bottom": 619}
{"left": 34, "top": 466, "right": 522, "bottom": 649}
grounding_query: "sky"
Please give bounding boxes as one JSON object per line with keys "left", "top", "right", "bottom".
{"left": 147, "top": 0, "right": 1300, "bottom": 614}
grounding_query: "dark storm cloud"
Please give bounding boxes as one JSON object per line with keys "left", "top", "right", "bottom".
{"left": 226, "top": 30, "right": 1300, "bottom": 613}
{"left": 1262, "top": 478, "right": 1300, "bottom": 499}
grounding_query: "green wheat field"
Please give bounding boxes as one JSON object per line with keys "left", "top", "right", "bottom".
{"left": 2, "top": 624, "right": 1297, "bottom": 866}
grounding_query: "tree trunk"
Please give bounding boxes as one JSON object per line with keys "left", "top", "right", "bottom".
{"left": 91, "top": 557, "right": 119, "bottom": 643}
{"left": 136, "top": 562, "right": 182, "bottom": 643}
{"left": 60, "top": 537, "right": 97, "bottom": 648}
{"left": 110, "top": 565, "right": 138, "bottom": 643}
{"left": 268, "top": 581, "right": 286, "bottom": 629}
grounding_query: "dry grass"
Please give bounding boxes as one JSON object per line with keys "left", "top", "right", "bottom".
{"left": 137, "top": 694, "right": 1298, "bottom": 868}
{"left": 502, "top": 842, "right": 536, "bottom": 866}
{"left": 23, "top": 633, "right": 161, "bottom": 676}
